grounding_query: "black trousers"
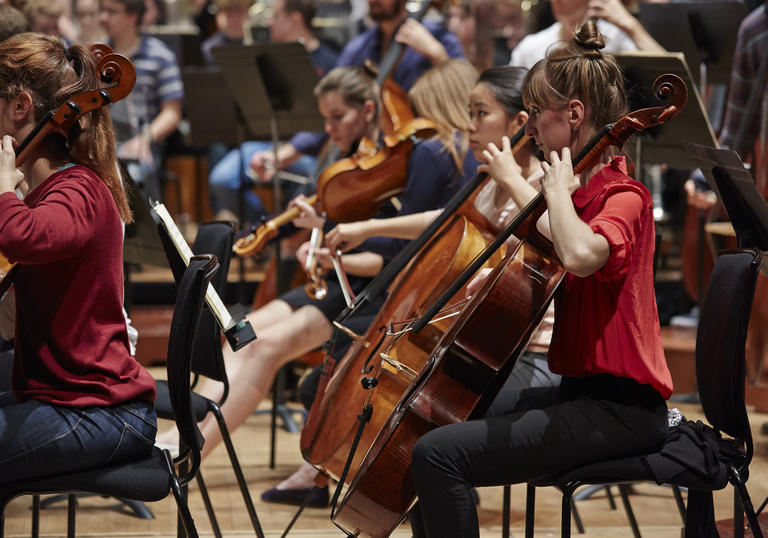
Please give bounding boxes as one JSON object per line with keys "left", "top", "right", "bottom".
{"left": 410, "top": 374, "right": 668, "bottom": 538}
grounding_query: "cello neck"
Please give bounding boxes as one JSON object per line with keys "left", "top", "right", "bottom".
{"left": 375, "top": 0, "right": 435, "bottom": 86}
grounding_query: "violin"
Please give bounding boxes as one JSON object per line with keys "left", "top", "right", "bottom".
{"left": 332, "top": 74, "right": 688, "bottom": 537}
{"left": 232, "top": 0, "right": 447, "bottom": 258}
{"left": 0, "top": 50, "right": 137, "bottom": 300}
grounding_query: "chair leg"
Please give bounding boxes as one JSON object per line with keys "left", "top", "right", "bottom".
{"left": 605, "top": 485, "right": 617, "bottom": 510}
{"left": 561, "top": 484, "right": 579, "bottom": 538}
{"left": 672, "top": 485, "right": 687, "bottom": 522}
{"left": 210, "top": 403, "right": 265, "bottom": 538}
{"left": 525, "top": 484, "right": 535, "bottom": 538}
{"left": 570, "top": 497, "right": 585, "bottom": 534}
{"left": 195, "top": 472, "right": 222, "bottom": 538}
{"left": 617, "top": 484, "right": 642, "bottom": 538}
{"left": 502, "top": 485, "right": 511, "bottom": 538}
{"left": 730, "top": 467, "right": 763, "bottom": 538}
{"left": 0, "top": 494, "right": 13, "bottom": 538}
{"left": 32, "top": 494, "right": 40, "bottom": 538}
{"left": 164, "top": 451, "right": 199, "bottom": 538}
{"left": 67, "top": 494, "right": 76, "bottom": 538}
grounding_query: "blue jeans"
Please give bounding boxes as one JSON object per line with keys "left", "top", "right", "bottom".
{"left": 0, "top": 396, "right": 157, "bottom": 484}
{"left": 209, "top": 141, "right": 316, "bottom": 223}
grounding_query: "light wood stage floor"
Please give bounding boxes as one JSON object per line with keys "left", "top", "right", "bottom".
{"left": 4, "top": 396, "right": 768, "bottom": 537}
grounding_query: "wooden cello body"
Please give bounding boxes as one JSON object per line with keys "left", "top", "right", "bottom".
{"left": 334, "top": 214, "right": 563, "bottom": 537}
{"left": 300, "top": 209, "right": 502, "bottom": 479}
{"left": 301, "top": 134, "right": 532, "bottom": 481}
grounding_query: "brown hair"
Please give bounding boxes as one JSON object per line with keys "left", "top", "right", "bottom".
{"left": 523, "top": 20, "right": 627, "bottom": 131}
{"left": 409, "top": 59, "right": 477, "bottom": 171}
{"left": 0, "top": 33, "right": 131, "bottom": 222}
{"left": 314, "top": 66, "right": 380, "bottom": 121}
{"left": 282, "top": 0, "right": 315, "bottom": 28}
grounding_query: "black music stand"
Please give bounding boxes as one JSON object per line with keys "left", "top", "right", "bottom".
{"left": 638, "top": 1, "right": 748, "bottom": 90}
{"left": 211, "top": 43, "right": 324, "bottom": 467}
{"left": 685, "top": 142, "right": 768, "bottom": 251}
{"left": 614, "top": 51, "right": 718, "bottom": 171}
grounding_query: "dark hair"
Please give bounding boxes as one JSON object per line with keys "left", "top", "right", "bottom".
{"left": 523, "top": 20, "right": 627, "bottom": 130}
{"left": 0, "top": 33, "right": 131, "bottom": 222}
{"left": 283, "top": 0, "right": 315, "bottom": 29}
{"left": 476, "top": 66, "right": 527, "bottom": 117}
{"left": 0, "top": 4, "right": 28, "bottom": 42}
{"left": 109, "top": 0, "right": 146, "bottom": 25}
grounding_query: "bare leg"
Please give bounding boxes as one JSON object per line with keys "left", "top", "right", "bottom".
{"left": 200, "top": 303, "right": 331, "bottom": 457}
{"left": 274, "top": 461, "right": 320, "bottom": 490}
{"left": 156, "top": 299, "right": 332, "bottom": 460}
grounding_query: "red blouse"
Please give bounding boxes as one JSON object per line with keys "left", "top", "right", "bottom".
{"left": 548, "top": 157, "right": 673, "bottom": 399}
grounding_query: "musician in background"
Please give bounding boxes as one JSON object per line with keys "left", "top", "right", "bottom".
{"left": 154, "top": 63, "right": 479, "bottom": 498}
{"left": 0, "top": 5, "right": 27, "bottom": 49}
{"left": 0, "top": 34, "right": 156, "bottom": 483}
{"left": 410, "top": 23, "right": 672, "bottom": 537}
{"left": 509, "top": 0, "right": 663, "bottom": 69}
{"left": 206, "top": 0, "right": 338, "bottom": 223}
{"left": 100, "top": 0, "right": 184, "bottom": 202}
{"left": 249, "top": 0, "right": 465, "bottom": 183}
{"left": 23, "top": 0, "right": 64, "bottom": 36}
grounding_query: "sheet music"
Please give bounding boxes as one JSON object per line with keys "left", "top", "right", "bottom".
{"left": 152, "top": 202, "right": 235, "bottom": 331}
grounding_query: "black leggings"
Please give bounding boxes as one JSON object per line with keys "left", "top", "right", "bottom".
{"left": 410, "top": 374, "right": 668, "bottom": 538}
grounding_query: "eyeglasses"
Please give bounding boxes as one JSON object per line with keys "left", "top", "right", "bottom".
{"left": 100, "top": 6, "right": 127, "bottom": 16}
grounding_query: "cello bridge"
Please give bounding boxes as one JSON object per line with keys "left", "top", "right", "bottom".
{"left": 378, "top": 353, "right": 418, "bottom": 382}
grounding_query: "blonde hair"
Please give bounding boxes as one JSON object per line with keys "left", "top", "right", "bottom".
{"left": 314, "top": 66, "right": 380, "bottom": 121}
{"left": 523, "top": 20, "right": 627, "bottom": 131}
{"left": 408, "top": 59, "right": 477, "bottom": 171}
{"left": 0, "top": 34, "right": 131, "bottom": 222}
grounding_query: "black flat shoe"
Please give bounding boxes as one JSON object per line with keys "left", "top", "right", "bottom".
{"left": 261, "top": 484, "right": 329, "bottom": 507}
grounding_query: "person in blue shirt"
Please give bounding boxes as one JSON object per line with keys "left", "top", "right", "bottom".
{"left": 248, "top": 0, "right": 465, "bottom": 187}
{"left": 206, "top": 0, "right": 339, "bottom": 223}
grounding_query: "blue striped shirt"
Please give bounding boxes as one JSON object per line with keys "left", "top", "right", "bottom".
{"left": 109, "top": 35, "right": 184, "bottom": 141}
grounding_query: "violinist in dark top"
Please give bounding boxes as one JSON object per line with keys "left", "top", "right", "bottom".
{"left": 409, "top": 22, "right": 672, "bottom": 537}
{"left": 154, "top": 63, "right": 480, "bottom": 484}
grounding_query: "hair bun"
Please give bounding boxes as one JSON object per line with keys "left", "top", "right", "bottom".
{"left": 574, "top": 19, "right": 606, "bottom": 55}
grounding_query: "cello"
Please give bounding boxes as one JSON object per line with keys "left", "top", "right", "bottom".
{"left": 299, "top": 129, "right": 532, "bottom": 483}
{"left": 332, "top": 74, "right": 688, "bottom": 537}
{"left": 0, "top": 50, "right": 136, "bottom": 300}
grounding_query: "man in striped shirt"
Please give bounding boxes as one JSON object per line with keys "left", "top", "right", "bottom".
{"left": 100, "top": 0, "right": 184, "bottom": 201}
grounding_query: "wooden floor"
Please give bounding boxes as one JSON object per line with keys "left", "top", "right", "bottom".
{"left": 4, "top": 397, "right": 768, "bottom": 537}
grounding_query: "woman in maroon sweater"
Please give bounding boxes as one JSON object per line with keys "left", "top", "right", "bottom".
{"left": 0, "top": 33, "right": 156, "bottom": 483}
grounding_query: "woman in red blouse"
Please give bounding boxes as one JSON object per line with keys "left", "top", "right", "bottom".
{"left": 409, "top": 20, "right": 672, "bottom": 538}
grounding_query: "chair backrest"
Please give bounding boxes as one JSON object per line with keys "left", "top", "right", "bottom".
{"left": 696, "top": 248, "right": 762, "bottom": 459}
{"left": 157, "top": 220, "right": 234, "bottom": 386}
{"left": 166, "top": 254, "right": 219, "bottom": 486}
{"left": 189, "top": 222, "right": 234, "bottom": 384}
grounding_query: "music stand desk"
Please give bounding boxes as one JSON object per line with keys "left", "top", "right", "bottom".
{"left": 638, "top": 1, "right": 748, "bottom": 86}
{"left": 615, "top": 51, "right": 717, "bottom": 169}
